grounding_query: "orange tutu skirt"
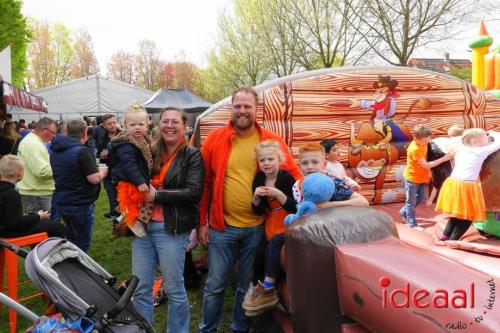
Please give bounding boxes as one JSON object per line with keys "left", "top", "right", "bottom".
{"left": 435, "top": 178, "right": 485, "bottom": 221}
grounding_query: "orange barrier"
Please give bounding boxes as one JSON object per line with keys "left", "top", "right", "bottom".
{"left": 0, "top": 233, "right": 48, "bottom": 333}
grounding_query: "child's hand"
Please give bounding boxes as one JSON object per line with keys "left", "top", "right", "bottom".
{"left": 425, "top": 199, "right": 433, "bottom": 207}
{"left": 254, "top": 186, "right": 268, "bottom": 198}
{"left": 138, "top": 183, "right": 149, "bottom": 192}
{"left": 264, "top": 187, "right": 283, "bottom": 199}
{"left": 444, "top": 150, "right": 456, "bottom": 161}
{"left": 37, "top": 210, "right": 50, "bottom": 220}
{"left": 350, "top": 183, "right": 361, "bottom": 191}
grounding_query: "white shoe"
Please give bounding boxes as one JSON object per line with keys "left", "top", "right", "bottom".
{"left": 129, "top": 220, "right": 147, "bottom": 237}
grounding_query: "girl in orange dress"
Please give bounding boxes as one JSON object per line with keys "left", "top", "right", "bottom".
{"left": 436, "top": 129, "right": 500, "bottom": 240}
{"left": 242, "top": 140, "right": 297, "bottom": 315}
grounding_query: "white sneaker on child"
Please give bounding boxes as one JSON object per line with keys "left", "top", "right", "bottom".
{"left": 129, "top": 220, "right": 147, "bottom": 237}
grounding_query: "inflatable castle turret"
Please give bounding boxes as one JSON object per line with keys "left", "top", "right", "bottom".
{"left": 469, "top": 21, "right": 500, "bottom": 97}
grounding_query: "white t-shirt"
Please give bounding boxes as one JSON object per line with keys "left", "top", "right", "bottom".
{"left": 326, "top": 161, "right": 359, "bottom": 188}
{"left": 450, "top": 132, "right": 500, "bottom": 181}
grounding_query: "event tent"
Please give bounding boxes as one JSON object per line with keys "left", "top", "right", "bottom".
{"left": 11, "top": 74, "right": 153, "bottom": 122}
{"left": 142, "top": 88, "right": 211, "bottom": 113}
{"left": 142, "top": 88, "right": 211, "bottom": 128}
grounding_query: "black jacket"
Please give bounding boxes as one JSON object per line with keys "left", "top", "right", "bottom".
{"left": 252, "top": 170, "right": 297, "bottom": 215}
{"left": 0, "top": 181, "right": 40, "bottom": 236}
{"left": 154, "top": 145, "right": 204, "bottom": 234}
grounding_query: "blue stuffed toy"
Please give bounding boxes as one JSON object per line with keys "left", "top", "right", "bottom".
{"left": 284, "top": 172, "right": 335, "bottom": 226}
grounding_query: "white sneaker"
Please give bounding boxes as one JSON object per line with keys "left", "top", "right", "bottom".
{"left": 129, "top": 220, "right": 147, "bottom": 237}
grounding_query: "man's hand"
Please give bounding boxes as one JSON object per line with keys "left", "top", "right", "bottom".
{"left": 198, "top": 225, "right": 209, "bottom": 245}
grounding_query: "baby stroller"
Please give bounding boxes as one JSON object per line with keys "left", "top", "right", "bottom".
{"left": 0, "top": 237, "right": 155, "bottom": 333}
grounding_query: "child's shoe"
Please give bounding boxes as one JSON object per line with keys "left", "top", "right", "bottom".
{"left": 129, "top": 220, "right": 147, "bottom": 237}
{"left": 242, "top": 281, "right": 279, "bottom": 316}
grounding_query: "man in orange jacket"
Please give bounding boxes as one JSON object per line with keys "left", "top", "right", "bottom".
{"left": 198, "top": 87, "right": 301, "bottom": 333}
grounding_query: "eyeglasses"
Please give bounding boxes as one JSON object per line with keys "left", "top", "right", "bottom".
{"left": 44, "top": 127, "right": 56, "bottom": 135}
{"left": 160, "top": 119, "right": 182, "bottom": 126}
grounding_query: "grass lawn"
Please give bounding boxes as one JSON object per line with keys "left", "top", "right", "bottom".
{"left": 1, "top": 189, "right": 235, "bottom": 332}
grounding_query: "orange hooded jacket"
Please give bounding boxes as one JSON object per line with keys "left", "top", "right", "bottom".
{"left": 199, "top": 121, "right": 302, "bottom": 231}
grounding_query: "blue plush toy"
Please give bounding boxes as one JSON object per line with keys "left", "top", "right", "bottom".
{"left": 284, "top": 172, "right": 335, "bottom": 226}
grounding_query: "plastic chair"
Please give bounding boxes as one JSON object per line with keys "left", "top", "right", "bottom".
{"left": 0, "top": 232, "right": 48, "bottom": 333}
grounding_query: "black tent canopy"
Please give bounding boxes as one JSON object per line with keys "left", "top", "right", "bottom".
{"left": 142, "top": 88, "right": 211, "bottom": 113}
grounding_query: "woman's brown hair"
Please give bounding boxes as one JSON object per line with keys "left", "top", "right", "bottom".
{"left": 151, "top": 107, "right": 187, "bottom": 175}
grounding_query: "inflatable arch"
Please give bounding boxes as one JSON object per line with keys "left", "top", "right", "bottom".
{"left": 194, "top": 66, "right": 500, "bottom": 204}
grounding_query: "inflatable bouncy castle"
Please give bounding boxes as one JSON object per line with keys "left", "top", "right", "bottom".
{"left": 194, "top": 66, "right": 500, "bottom": 333}
{"left": 470, "top": 21, "right": 500, "bottom": 98}
{"left": 195, "top": 66, "right": 500, "bottom": 205}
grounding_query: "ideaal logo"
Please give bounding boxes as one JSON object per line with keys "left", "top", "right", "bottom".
{"left": 379, "top": 276, "right": 496, "bottom": 330}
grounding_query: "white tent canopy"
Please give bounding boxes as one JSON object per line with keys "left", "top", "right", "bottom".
{"left": 11, "top": 74, "right": 153, "bottom": 121}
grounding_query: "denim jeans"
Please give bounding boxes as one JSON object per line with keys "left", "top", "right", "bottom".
{"left": 132, "top": 222, "right": 189, "bottom": 333}
{"left": 265, "top": 234, "right": 284, "bottom": 279}
{"left": 21, "top": 194, "right": 52, "bottom": 213}
{"left": 59, "top": 203, "right": 95, "bottom": 253}
{"left": 103, "top": 176, "right": 118, "bottom": 215}
{"left": 199, "top": 224, "right": 264, "bottom": 333}
{"left": 399, "top": 178, "right": 427, "bottom": 227}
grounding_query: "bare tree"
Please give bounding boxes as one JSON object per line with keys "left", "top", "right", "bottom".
{"left": 107, "top": 50, "right": 135, "bottom": 84}
{"left": 286, "top": 0, "right": 370, "bottom": 69}
{"left": 348, "top": 0, "right": 496, "bottom": 66}
{"left": 70, "top": 29, "right": 99, "bottom": 78}
{"left": 27, "top": 20, "right": 57, "bottom": 89}
{"left": 134, "top": 39, "right": 164, "bottom": 91}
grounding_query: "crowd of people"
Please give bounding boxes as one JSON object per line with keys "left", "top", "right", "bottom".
{"left": 0, "top": 86, "right": 499, "bottom": 333}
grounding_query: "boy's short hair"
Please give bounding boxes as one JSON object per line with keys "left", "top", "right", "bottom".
{"left": 298, "top": 143, "right": 325, "bottom": 158}
{"left": 319, "top": 139, "right": 337, "bottom": 154}
{"left": 0, "top": 155, "right": 24, "bottom": 178}
{"left": 412, "top": 124, "right": 432, "bottom": 139}
{"left": 254, "top": 140, "right": 284, "bottom": 162}
{"left": 447, "top": 124, "right": 464, "bottom": 137}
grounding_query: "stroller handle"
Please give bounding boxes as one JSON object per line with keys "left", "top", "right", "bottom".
{"left": 104, "top": 275, "right": 139, "bottom": 321}
{"left": 0, "top": 239, "right": 29, "bottom": 258}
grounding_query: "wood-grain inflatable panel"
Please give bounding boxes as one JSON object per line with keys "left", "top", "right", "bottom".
{"left": 195, "top": 66, "right": 500, "bottom": 204}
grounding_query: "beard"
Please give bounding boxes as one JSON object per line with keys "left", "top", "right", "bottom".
{"left": 233, "top": 116, "right": 254, "bottom": 130}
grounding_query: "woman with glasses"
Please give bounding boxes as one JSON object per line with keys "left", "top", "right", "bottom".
{"left": 133, "top": 107, "right": 204, "bottom": 332}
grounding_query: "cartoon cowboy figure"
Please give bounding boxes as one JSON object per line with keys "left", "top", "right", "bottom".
{"left": 350, "top": 75, "right": 411, "bottom": 143}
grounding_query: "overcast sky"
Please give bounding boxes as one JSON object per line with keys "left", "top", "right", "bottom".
{"left": 22, "top": 0, "right": 229, "bottom": 72}
{"left": 22, "top": 0, "right": 500, "bottom": 73}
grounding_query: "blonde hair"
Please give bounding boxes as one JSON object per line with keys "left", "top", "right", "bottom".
{"left": 298, "top": 143, "right": 325, "bottom": 159}
{"left": 3, "top": 122, "right": 20, "bottom": 141}
{"left": 448, "top": 124, "right": 464, "bottom": 137}
{"left": 461, "top": 128, "right": 486, "bottom": 146}
{"left": 254, "top": 140, "right": 284, "bottom": 162}
{"left": 124, "top": 103, "right": 148, "bottom": 124}
{"left": 0, "top": 155, "right": 24, "bottom": 178}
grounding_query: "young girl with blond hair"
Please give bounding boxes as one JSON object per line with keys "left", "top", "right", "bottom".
{"left": 242, "top": 140, "right": 297, "bottom": 316}
{"left": 436, "top": 128, "right": 500, "bottom": 240}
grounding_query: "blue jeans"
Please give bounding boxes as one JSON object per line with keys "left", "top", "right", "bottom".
{"left": 132, "top": 222, "right": 189, "bottom": 333}
{"left": 103, "top": 176, "right": 118, "bottom": 215}
{"left": 59, "top": 203, "right": 95, "bottom": 253}
{"left": 399, "top": 179, "right": 427, "bottom": 227}
{"left": 199, "top": 224, "right": 264, "bottom": 333}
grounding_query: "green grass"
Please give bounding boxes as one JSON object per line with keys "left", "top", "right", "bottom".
{"left": 1, "top": 189, "right": 235, "bottom": 332}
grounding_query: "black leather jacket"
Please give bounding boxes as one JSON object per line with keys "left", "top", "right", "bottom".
{"left": 154, "top": 145, "right": 204, "bottom": 235}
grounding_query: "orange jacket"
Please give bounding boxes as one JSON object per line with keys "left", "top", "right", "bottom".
{"left": 199, "top": 121, "right": 302, "bottom": 231}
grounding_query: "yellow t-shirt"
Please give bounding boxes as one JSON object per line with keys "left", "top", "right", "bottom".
{"left": 223, "top": 130, "right": 263, "bottom": 227}
{"left": 403, "top": 140, "right": 430, "bottom": 183}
